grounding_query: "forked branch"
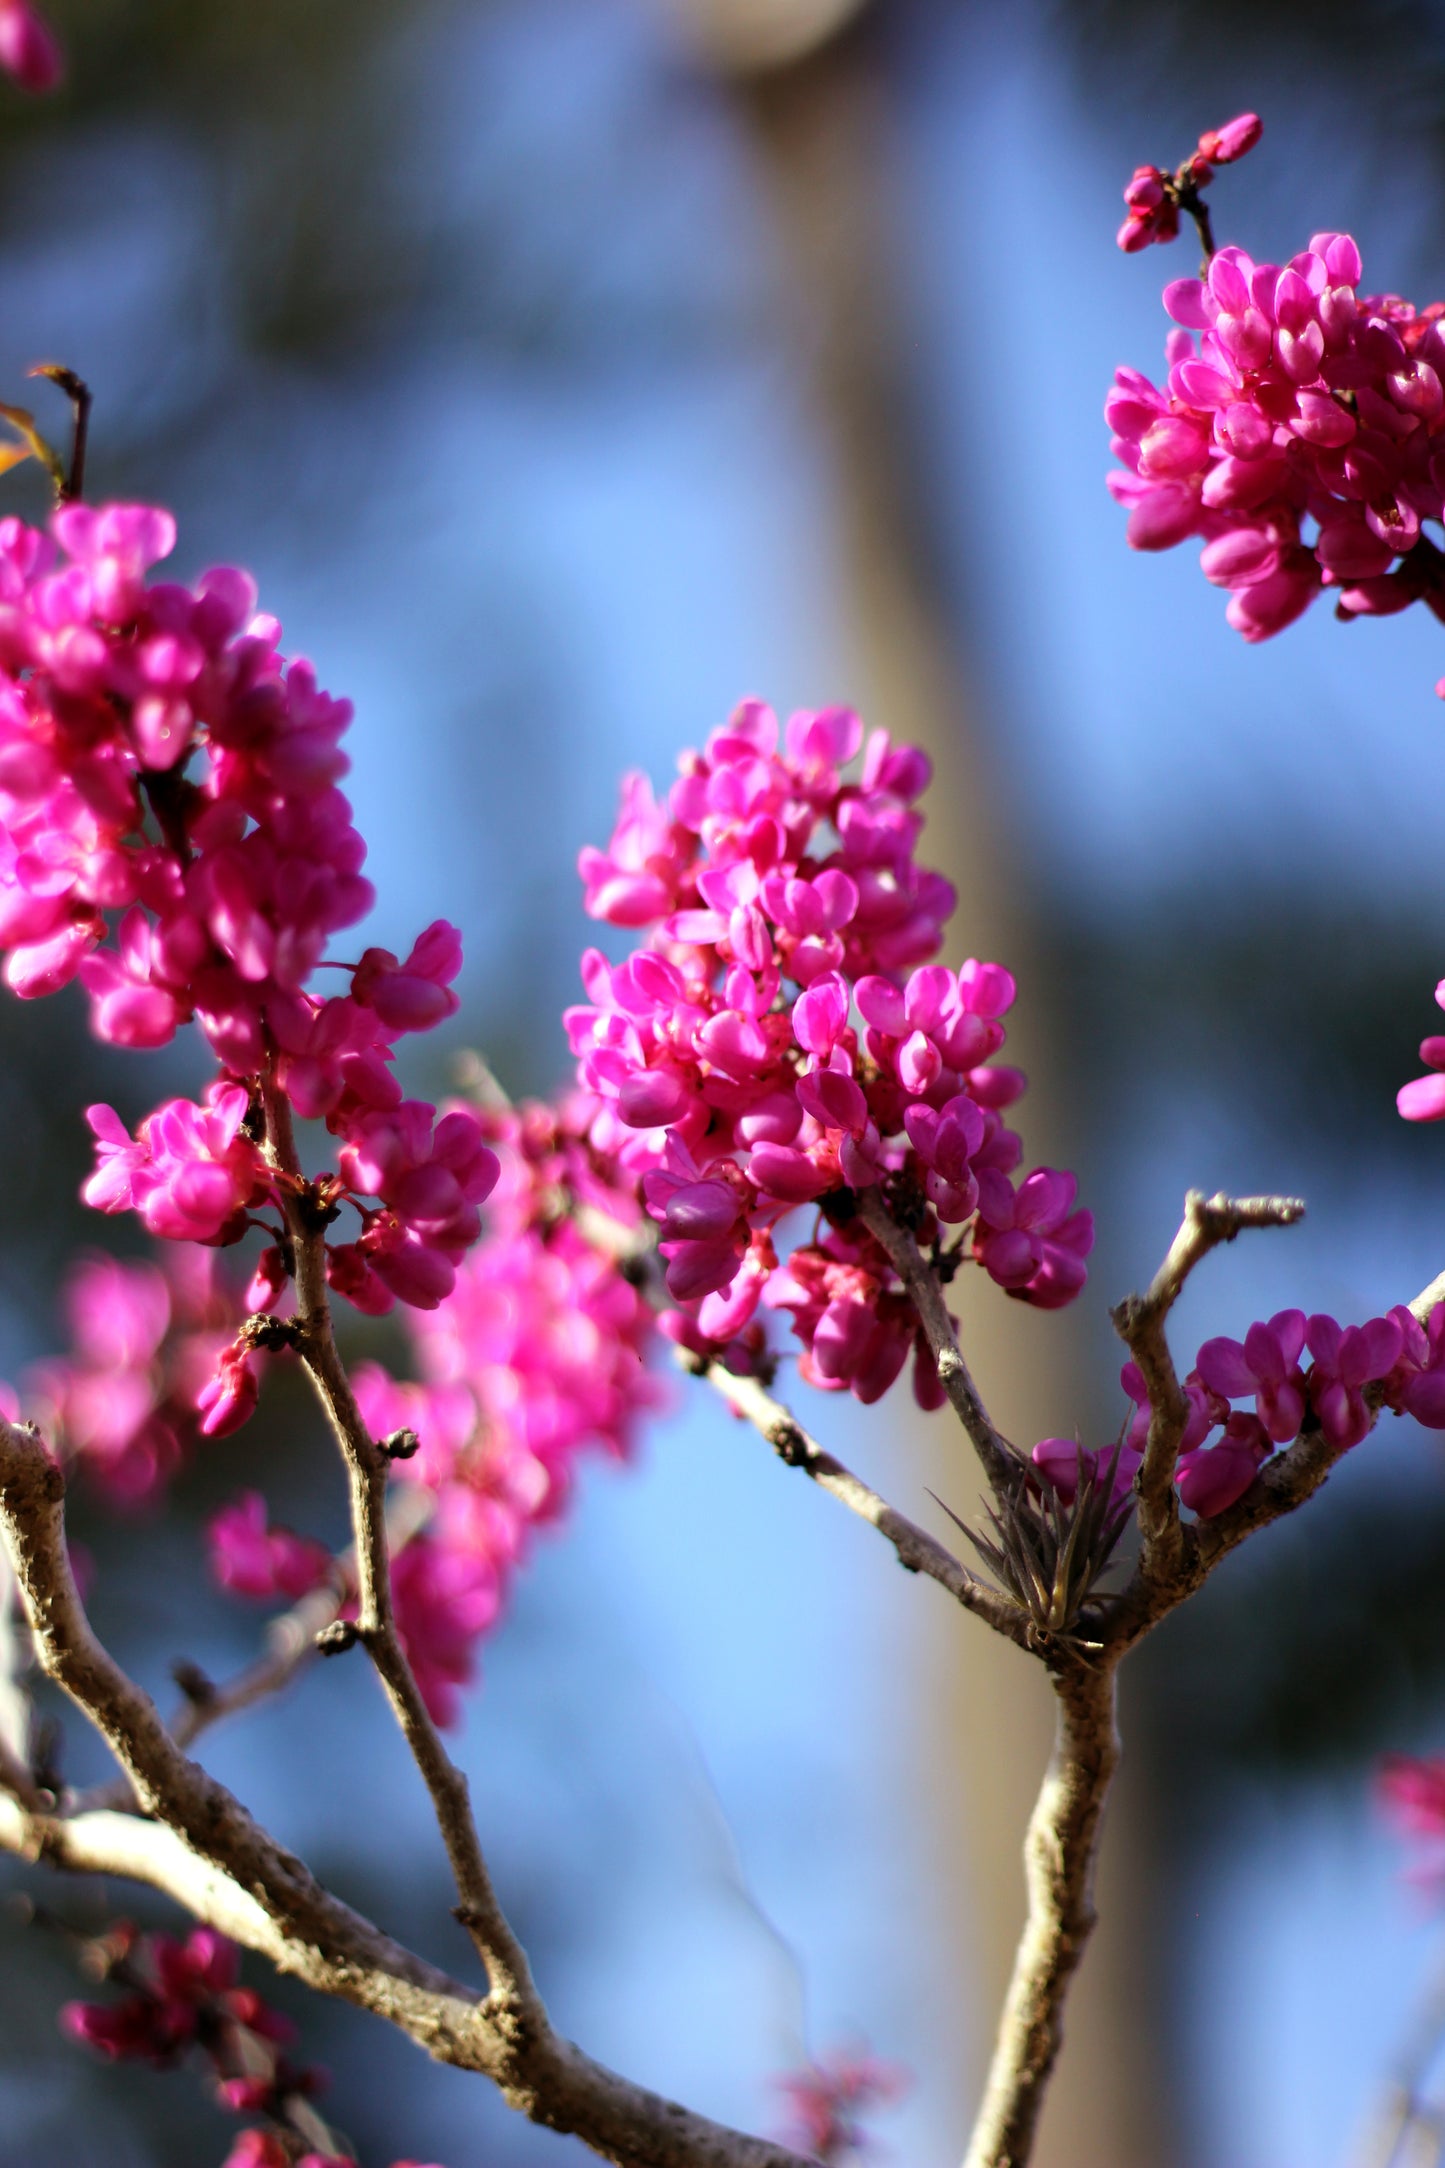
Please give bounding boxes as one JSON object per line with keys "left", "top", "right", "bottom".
{"left": 1111, "top": 1190, "right": 1305, "bottom": 1579}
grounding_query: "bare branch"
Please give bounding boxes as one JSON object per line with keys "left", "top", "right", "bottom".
{"left": 1110, "top": 1190, "right": 1305, "bottom": 1579}
{"left": 0, "top": 1410, "right": 811, "bottom": 2168}
{"left": 691, "top": 1355, "right": 1032, "bottom": 1650}
{"left": 963, "top": 1661, "right": 1121, "bottom": 2168}
{"left": 855, "top": 1188, "right": 1014, "bottom": 1491}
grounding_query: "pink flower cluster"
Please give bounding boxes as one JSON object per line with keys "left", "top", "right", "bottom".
{"left": 1117, "top": 112, "right": 1262, "bottom": 254}
{"left": 226, "top": 2145, "right": 442, "bottom": 2168}
{"left": 208, "top": 1491, "right": 332, "bottom": 1602}
{"left": 1033, "top": 1303, "right": 1445, "bottom": 1521}
{"left": 569, "top": 700, "right": 1091, "bottom": 1400}
{"left": 1108, "top": 220, "right": 1445, "bottom": 647}
{"left": 0, "top": 502, "right": 497, "bottom": 1311}
{"left": 17, "top": 1247, "right": 260, "bottom": 1504}
{"left": 62, "top": 1921, "right": 439, "bottom": 2168}
{"left": 774, "top": 2048, "right": 907, "bottom": 2164}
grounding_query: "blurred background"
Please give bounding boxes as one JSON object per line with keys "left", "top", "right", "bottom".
{"left": 4, "top": 2, "right": 1445, "bottom": 2164}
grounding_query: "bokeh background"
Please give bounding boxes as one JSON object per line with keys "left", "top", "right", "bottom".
{"left": 4, "top": 3, "right": 1445, "bottom": 2164}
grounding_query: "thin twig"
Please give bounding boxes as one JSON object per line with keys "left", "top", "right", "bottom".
{"left": 855, "top": 1189, "right": 1014, "bottom": 1491}
{"left": 1111, "top": 1191, "right": 1305, "bottom": 1581}
{"left": 261, "top": 1081, "right": 539, "bottom": 2016}
{"left": 691, "top": 1355, "right": 1032, "bottom": 1650}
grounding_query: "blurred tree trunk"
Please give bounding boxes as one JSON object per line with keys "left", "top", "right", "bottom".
{"left": 663, "top": 6, "right": 1164, "bottom": 2160}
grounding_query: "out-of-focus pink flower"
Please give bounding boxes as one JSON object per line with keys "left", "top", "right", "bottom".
{"left": 775, "top": 2047, "right": 908, "bottom": 2163}
{"left": 0, "top": 1, "right": 62, "bottom": 92}
{"left": 1380, "top": 1754, "right": 1445, "bottom": 1887}
{"left": 208, "top": 1492, "right": 331, "bottom": 1602}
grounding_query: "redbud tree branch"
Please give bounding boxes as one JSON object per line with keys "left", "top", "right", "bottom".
{"left": 1110, "top": 1190, "right": 1306, "bottom": 1582}
{"left": 0, "top": 1408, "right": 810, "bottom": 2168}
{"left": 852, "top": 1183, "right": 1443, "bottom": 2168}
{"left": 260, "top": 1080, "right": 548, "bottom": 2009}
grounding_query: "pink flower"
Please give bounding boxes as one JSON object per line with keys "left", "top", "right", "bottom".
{"left": 775, "top": 2048, "right": 907, "bottom": 2163}
{"left": 568, "top": 703, "right": 1091, "bottom": 1396}
{"left": 390, "top": 1531, "right": 501, "bottom": 1729}
{"left": 83, "top": 1084, "right": 268, "bottom": 1245}
{"left": 351, "top": 918, "right": 463, "bottom": 1033}
{"left": 1175, "top": 1413, "right": 1271, "bottom": 1517}
{"left": 1108, "top": 215, "right": 1445, "bottom": 679}
{"left": 208, "top": 1492, "right": 331, "bottom": 1601}
{"left": 0, "top": 1, "right": 62, "bottom": 92}
{"left": 1195, "top": 1310, "right": 1308, "bottom": 1445}
{"left": 195, "top": 1339, "right": 260, "bottom": 1439}
{"left": 1303, "top": 1311, "right": 1403, "bottom": 1449}
{"left": 1195, "top": 113, "right": 1263, "bottom": 169}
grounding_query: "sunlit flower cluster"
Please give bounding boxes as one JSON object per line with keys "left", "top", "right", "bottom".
{"left": 570, "top": 699, "right": 1091, "bottom": 1398}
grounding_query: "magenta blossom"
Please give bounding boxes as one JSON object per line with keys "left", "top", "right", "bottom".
{"left": 83, "top": 1085, "right": 267, "bottom": 1246}
{"left": 208, "top": 1493, "right": 331, "bottom": 1602}
{"left": 0, "top": 0, "right": 61, "bottom": 91}
{"left": 1108, "top": 219, "right": 1445, "bottom": 659}
{"left": 1195, "top": 1309, "right": 1308, "bottom": 1444}
{"left": 1175, "top": 1412, "right": 1272, "bottom": 1517}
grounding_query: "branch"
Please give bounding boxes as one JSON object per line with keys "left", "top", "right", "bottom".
{"left": 0, "top": 1411, "right": 810, "bottom": 2168}
{"left": 691, "top": 1355, "right": 1032, "bottom": 1650}
{"left": 1110, "top": 1190, "right": 1305, "bottom": 1580}
{"left": 962, "top": 1661, "right": 1121, "bottom": 2168}
{"left": 855, "top": 1188, "right": 1015, "bottom": 1491}
{"left": 1105, "top": 1238, "right": 1445, "bottom": 1648}
{"left": 262, "top": 1084, "right": 540, "bottom": 2016}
